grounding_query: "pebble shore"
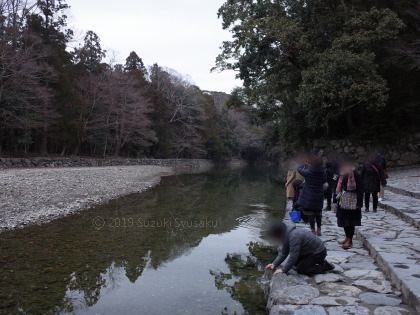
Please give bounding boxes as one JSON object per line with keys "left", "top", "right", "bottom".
{"left": 0, "top": 165, "right": 174, "bottom": 232}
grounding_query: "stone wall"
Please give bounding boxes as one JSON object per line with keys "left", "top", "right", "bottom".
{"left": 309, "top": 134, "right": 420, "bottom": 168}
{"left": 0, "top": 157, "right": 246, "bottom": 173}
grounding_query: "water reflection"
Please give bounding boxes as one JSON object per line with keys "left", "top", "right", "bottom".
{"left": 211, "top": 242, "right": 278, "bottom": 315}
{"left": 0, "top": 167, "right": 285, "bottom": 314}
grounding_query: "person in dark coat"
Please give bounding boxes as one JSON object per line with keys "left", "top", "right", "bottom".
{"left": 296, "top": 156, "right": 327, "bottom": 236}
{"left": 334, "top": 157, "right": 364, "bottom": 249}
{"left": 265, "top": 222, "right": 334, "bottom": 275}
{"left": 361, "top": 153, "right": 386, "bottom": 213}
{"left": 324, "top": 162, "right": 335, "bottom": 211}
{"left": 376, "top": 151, "right": 388, "bottom": 201}
{"left": 292, "top": 179, "right": 304, "bottom": 210}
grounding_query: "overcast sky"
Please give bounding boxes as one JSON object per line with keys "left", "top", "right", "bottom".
{"left": 68, "top": 0, "right": 240, "bottom": 93}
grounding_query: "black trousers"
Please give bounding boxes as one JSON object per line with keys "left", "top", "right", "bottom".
{"left": 364, "top": 192, "right": 378, "bottom": 210}
{"left": 292, "top": 181, "right": 303, "bottom": 208}
{"left": 324, "top": 189, "right": 332, "bottom": 209}
{"left": 296, "top": 249, "right": 327, "bottom": 275}
{"left": 344, "top": 226, "right": 355, "bottom": 239}
{"left": 308, "top": 215, "right": 322, "bottom": 230}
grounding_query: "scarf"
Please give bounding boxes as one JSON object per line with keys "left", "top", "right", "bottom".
{"left": 336, "top": 169, "right": 356, "bottom": 193}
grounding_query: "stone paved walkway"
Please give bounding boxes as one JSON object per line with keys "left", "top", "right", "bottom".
{"left": 378, "top": 191, "right": 420, "bottom": 229}
{"left": 357, "top": 209, "right": 420, "bottom": 314}
{"left": 268, "top": 208, "right": 415, "bottom": 315}
{"left": 364, "top": 168, "right": 420, "bottom": 313}
{"left": 385, "top": 168, "right": 420, "bottom": 199}
{"left": 268, "top": 167, "right": 420, "bottom": 314}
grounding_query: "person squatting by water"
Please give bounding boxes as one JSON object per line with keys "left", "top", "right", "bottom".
{"left": 265, "top": 222, "right": 335, "bottom": 275}
{"left": 296, "top": 156, "right": 327, "bottom": 236}
{"left": 334, "top": 156, "right": 364, "bottom": 249}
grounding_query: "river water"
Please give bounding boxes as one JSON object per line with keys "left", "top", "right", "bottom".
{"left": 0, "top": 167, "right": 285, "bottom": 314}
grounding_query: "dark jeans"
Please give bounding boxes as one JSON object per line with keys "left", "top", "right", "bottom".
{"left": 292, "top": 180, "right": 303, "bottom": 208}
{"left": 344, "top": 226, "right": 355, "bottom": 239}
{"left": 364, "top": 192, "right": 378, "bottom": 210}
{"left": 296, "top": 249, "right": 327, "bottom": 275}
{"left": 308, "top": 215, "right": 322, "bottom": 230}
{"left": 324, "top": 189, "right": 332, "bottom": 209}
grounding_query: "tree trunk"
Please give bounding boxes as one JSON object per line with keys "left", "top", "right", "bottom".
{"left": 73, "top": 143, "right": 80, "bottom": 156}
{"left": 41, "top": 123, "right": 48, "bottom": 156}
{"left": 102, "top": 136, "right": 108, "bottom": 158}
{"left": 114, "top": 139, "right": 121, "bottom": 157}
{"left": 60, "top": 145, "right": 67, "bottom": 156}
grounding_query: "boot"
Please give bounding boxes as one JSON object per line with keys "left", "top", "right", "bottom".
{"left": 311, "top": 229, "right": 316, "bottom": 235}
{"left": 342, "top": 238, "right": 353, "bottom": 249}
{"left": 373, "top": 209, "right": 377, "bottom": 213}
{"left": 316, "top": 228, "right": 322, "bottom": 236}
{"left": 365, "top": 208, "right": 370, "bottom": 212}
{"left": 323, "top": 260, "right": 335, "bottom": 272}
{"left": 338, "top": 237, "right": 348, "bottom": 245}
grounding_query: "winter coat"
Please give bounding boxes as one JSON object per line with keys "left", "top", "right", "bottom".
{"left": 296, "top": 164, "right": 327, "bottom": 212}
{"left": 361, "top": 161, "right": 385, "bottom": 193}
{"left": 325, "top": 167, "right": 335, "bottom": 186}
{"left": 376, "top": 154, "right": 387, "bottom": 170}
{"left": 334, "top": 170, "right": 364, "bottom": 227}
{"left": 272, "top": 224, "right": 326, "bottom": 273}
{"left": 285, "top": 170, "right": 305, "bottom": 186}
{"left": 286, "top": 170, "right": 295, "bottom": 198}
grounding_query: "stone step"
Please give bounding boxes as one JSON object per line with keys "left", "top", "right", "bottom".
{"left": 356, "top": 210, "right": 420, "bottom": 314}
{"left": 386, "top": 184, "right": 420, "bottom": 199}
{"left": 378, "top": 191, "right": 420, "bottom": 229}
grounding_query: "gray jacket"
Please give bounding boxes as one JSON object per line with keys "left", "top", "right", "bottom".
{"left": 272, "top": 223, "right": 326, "bottom": 273}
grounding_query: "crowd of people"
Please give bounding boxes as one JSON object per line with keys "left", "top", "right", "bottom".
{"left": 266, "top": 150, "right": 388, "bottom": 276}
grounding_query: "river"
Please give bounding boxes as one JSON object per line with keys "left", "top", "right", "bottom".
{"left": 0, "top": 167, "right": 286, "bottom": 314}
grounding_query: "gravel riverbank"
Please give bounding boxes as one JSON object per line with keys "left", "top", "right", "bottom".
{"left": 0, "top": 165, "right": 174, "bottom": 232}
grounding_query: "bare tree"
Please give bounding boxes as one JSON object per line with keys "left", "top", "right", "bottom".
{"left": 149, "top": 65, "right": 206, "bottom": 157}
{"left": 103, "top": 67, "right": 156, "bottom": 156}
{"left": 0, "top": 20, "right": 56, "bottom": 153}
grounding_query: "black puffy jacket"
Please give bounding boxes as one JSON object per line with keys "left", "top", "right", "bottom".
{"left": 296, "top": 164, "right": 327, "bottom": 212}
{"left": 361, "top": 162, "right": 385, "bottom": 193}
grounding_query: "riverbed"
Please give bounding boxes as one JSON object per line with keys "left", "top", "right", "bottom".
{"left": 0, "top": 167, "right": 285, "bottom": 314}
{"left": 0, "top": 165, "right": 173, "bottom": 231}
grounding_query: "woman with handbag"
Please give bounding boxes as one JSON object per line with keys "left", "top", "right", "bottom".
{"left": 335, "top": 157, "right": 364, "bottom": 249}
{"left": 361, "top": 153, "right": 386, "bottom": 212}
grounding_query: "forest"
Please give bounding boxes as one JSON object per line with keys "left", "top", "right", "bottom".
{"left": 216, "top": 0, "right": 420, "bottom": 155}
{"left": 0, "top": 0, "right": 266, "bottom": 161}
{"left": 2, "top": 0, "right": 419, "bottom": 161}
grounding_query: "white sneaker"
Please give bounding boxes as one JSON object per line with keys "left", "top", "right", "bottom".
{"left": 379, "top": 198, "right": 383, "bottom": 201}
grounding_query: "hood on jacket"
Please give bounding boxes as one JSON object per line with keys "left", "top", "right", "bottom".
{"left": 284, "top": 223, "right": 296, "bottom": 237}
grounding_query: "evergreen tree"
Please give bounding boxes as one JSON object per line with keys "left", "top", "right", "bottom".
{"left": 125, "top": 51, "right": 146, "bottom": 73}
{"left": 215, "top": 0, "right": 418, "bottom": 150}
{"left": 73, "top": 31, "right": 106, "bottom": 73}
